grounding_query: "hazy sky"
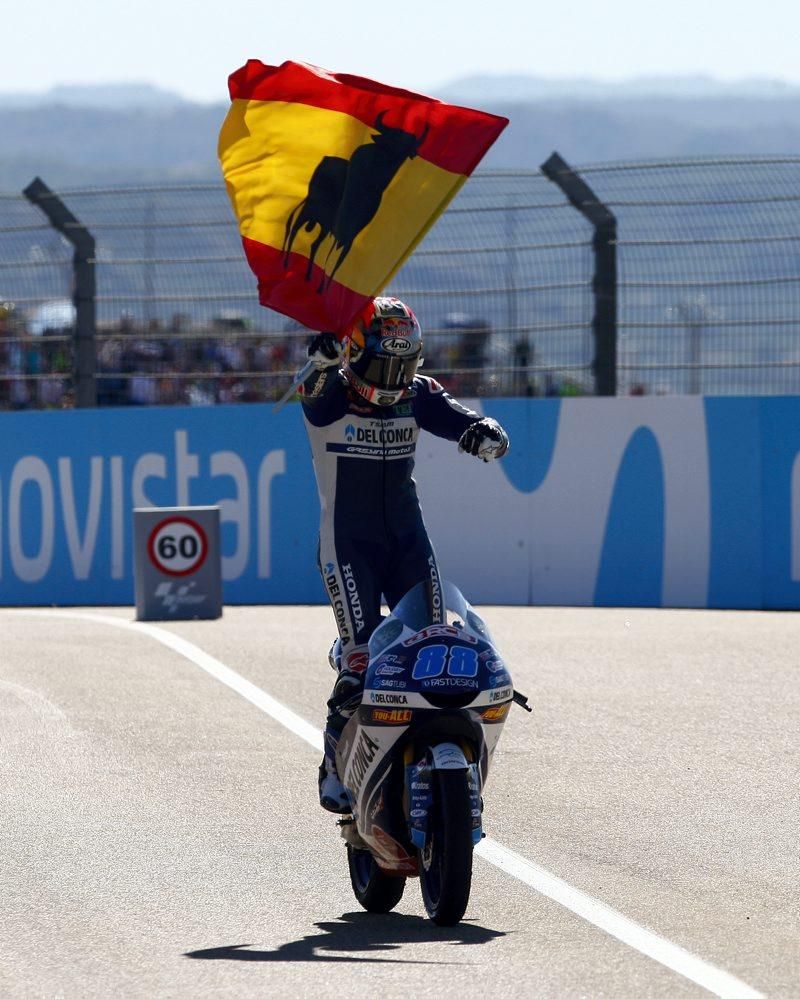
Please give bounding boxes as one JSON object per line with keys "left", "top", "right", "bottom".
{"left": 6, "top": 0, "right": 800, "bottom": 101}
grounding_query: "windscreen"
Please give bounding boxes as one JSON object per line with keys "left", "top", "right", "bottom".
{"left": 367, "top": 580, "right": 493, "bottom": 659}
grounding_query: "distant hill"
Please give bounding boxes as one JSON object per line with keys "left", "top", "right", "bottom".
{"left": 481, "top": 96, "right": 800, "bottom": 168}
{"left": 0, "top": 104, "right": 228, "bottom": 189}
{"left": 437, "top": 73, "right": 800, "bottom": 103}
{"left": 1, "top": 76, "right": 800, "bottom": 190}
{"left": 0, "top": 82, "right": 189, "bottom": 109}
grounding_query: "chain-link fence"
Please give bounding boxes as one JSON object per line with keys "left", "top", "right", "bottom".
{"left": 2, "top": 155, "right": 800, "bottom": 409}
{"left": 0, "top": 191, "right": 75, "bottom": 409}
{"left": 581, "top": 157, "right": 800, "bottom": 395}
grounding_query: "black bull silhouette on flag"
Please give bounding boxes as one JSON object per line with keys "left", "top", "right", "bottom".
{"left": 282, "top": 112, "right": 430, "bottom": 293}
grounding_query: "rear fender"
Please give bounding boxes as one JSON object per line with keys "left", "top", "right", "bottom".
{"left": 431, "top": 742, "right": 468, "bottom": 770}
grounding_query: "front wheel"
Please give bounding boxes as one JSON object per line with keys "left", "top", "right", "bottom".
{"left": 347, "top": 845, "right": 406, "bottom": 913}
{"left": 419, "top": 768, "right": 474, "bottom": 925}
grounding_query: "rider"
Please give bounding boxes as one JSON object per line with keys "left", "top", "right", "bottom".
{"left": 298, "top": 296, "right": 509, "bottom": 812}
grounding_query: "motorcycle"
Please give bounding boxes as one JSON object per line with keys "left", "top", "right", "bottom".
{"left": 335, "top": 579, "right": 530, "bottom": 926}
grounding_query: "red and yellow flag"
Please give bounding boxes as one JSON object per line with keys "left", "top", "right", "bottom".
{"left": 218, "top": 60, "right": 508, "bottom": 334}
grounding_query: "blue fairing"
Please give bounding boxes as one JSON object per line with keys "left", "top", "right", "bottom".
{"left": 365, "top": 581, "right": 512, "bottom": 698}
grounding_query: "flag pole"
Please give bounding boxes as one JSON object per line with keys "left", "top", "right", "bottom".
{"left": 272, "top": 357, "right": 316, "bottom": 414}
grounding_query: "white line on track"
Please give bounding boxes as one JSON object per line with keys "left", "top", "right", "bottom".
{"left": 9, "top": 609, "right": 763, "bottom": 999}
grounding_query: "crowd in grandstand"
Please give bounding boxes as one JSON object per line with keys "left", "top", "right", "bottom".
{"left": 0, "top": 307, "right": 307, "bottom": 410}
{"left": 1, "top": 304, "right": 598, "bottom": 410}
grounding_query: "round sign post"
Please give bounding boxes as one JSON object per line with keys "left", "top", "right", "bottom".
{"left": 133, "top": 506, "right": 222, "bottom": 620}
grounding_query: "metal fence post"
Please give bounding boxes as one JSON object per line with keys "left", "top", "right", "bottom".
{"left": 540, "top": 152, "right": 617, "bottom": 396}
{"left": 23, "top": 177, "right": 97, "bottom": 407}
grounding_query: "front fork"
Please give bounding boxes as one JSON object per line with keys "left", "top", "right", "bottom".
{"left": 405, "top": 742, "right": 483, "bottom": 850}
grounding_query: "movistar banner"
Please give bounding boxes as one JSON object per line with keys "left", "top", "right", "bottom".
{"left": 0, "top": 397, "right": 798, "bottom": 608}
{"left": 0, "top": 405, "right": 320, "bottom": 605}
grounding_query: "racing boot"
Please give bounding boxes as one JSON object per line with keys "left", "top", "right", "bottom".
{"left": 318, "top": 666, "right": 364, "bottom": 813}
{"left": 318, "top": 735, "right": 349, "bottom": 814}
{"left": 327, "top": 636, "right": 342, "bottom": 673}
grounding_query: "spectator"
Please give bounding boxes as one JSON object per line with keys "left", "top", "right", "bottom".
{"left": 443, "top": 312, "right": 491, "bottom": 396}
{"left": 97, "top": 338, "right": 129, "bottom": 406}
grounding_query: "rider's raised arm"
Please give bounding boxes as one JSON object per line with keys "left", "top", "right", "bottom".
{"left": 298, "top": 333, "right": 348, "bottom": 426}
{"left": 412, "top": 375, "right": 482, "bottom": 441}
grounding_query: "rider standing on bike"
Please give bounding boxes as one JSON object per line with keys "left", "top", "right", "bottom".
{"left": 299, "top": 296, "right": 509, "bottom": 812}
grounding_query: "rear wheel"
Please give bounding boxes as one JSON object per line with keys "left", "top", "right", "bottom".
{"left": 347, "top": 845, "right": 406, "bottom": 913}
{"left": 419, "top": 768, "right": 474, "bottom": 925}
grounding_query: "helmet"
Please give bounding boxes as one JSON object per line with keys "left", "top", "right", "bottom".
{"left": 342, "top": 297, "right": 423, "bottom": 406}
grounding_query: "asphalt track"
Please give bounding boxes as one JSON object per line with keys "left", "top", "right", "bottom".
{"left": 2, "top": 603, "right": 798, "bottom": 997}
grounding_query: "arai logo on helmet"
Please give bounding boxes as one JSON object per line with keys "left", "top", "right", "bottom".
{"left": 381, "top": 336, "right": 416, "bottom": 356}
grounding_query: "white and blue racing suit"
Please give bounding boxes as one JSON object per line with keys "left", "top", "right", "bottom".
{"left": 300, "top": 367, "right": 484, "bottom": 675}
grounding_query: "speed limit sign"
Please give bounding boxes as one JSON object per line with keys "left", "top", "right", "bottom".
{"left": 147, "top": 516, "right": 208, "bottom": 577}
{"left": 134, "top": 506, "right": 221, "bottom": 621}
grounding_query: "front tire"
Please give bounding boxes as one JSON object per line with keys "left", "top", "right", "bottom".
{"left": 347, "top": 845, "right": 406, "bottom": 913}
{"left": 419, "top": 768, "right": 474, "bottom": 925}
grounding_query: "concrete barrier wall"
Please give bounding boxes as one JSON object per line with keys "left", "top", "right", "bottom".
{"left": 1, "top": 396, "right": 798, "bottom": 608}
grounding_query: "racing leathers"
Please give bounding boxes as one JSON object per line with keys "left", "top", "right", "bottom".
{"left": 299, "top": 363, "right": 507, "bottom": 806}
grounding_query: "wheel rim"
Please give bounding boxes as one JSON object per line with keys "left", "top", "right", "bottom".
{"left": 350, "top": 847, "right": 373, "bottom": 893}
{"left": 418, "top": 767, "right": 474, "bottom": 924}
{"left": 420, "top": 816, "right": 444, "bottom": 908}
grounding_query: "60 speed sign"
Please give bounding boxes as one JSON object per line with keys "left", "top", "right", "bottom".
{"left": 147, "top": 516, "right": 209, "bottom": 577}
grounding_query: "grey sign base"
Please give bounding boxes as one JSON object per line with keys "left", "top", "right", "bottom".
{"left": 133, "top": 506, "right": 222, "bottom": 621}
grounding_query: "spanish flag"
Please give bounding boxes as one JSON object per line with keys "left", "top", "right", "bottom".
{"left": 218, "top": 60, "right": 508, "bottom": 334}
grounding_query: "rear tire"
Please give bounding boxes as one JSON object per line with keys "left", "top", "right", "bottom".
{"left": 347, "top": 845, "right": 406, "bottom": 913}
{"left": 419, "top": 768, "right": 474, "bottom": 925}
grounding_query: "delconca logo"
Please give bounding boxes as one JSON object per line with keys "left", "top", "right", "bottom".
{"left": 345, "top": 424, "right": 356, "bottom": 442}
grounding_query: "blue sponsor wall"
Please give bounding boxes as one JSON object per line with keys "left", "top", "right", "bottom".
{"left": 1, "top": 396, "right": 799, "bottom": 608}
{"left": 0, "top": 404, "right": 322, "bottom": 606}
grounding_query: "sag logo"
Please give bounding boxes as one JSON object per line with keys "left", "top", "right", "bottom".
{"left": 345, "top": 424, "right": 356, "bottom": 442}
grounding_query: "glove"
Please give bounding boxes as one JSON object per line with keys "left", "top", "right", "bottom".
{"left": 458, "top": 418, "right": 509, "bottom": 462}
{"left": 307, "top": 332, "right": 343, "bottom": 370}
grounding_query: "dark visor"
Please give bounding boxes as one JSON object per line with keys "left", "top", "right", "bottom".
{"left": 361, "top": 353, "right": 420, "bottom": 389}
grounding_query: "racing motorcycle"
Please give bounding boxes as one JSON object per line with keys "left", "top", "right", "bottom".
{"left": 335, "top": 580, "right": 530, "bottom": 926}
